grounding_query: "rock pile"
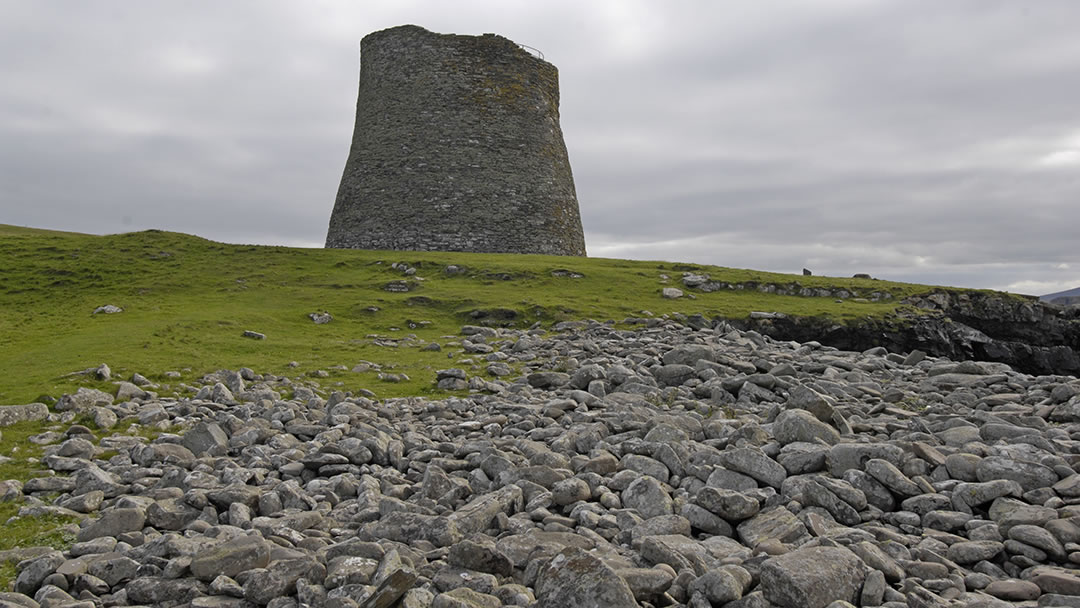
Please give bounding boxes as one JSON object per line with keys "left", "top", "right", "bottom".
{"left": 5, "top": 318, "right": 1080, "bottom": 608}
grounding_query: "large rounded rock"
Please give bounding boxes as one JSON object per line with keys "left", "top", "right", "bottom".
{"left": 773, "top": 409, "right": 840, "bottom": 445}
{"left": 759, "top": 546, "right": 866, "bottom": 608}
{"left": 662, "top": 344, "right": 716, "bottom": 366}
{"left": 76, "top": 507, "right": 146, "bottom": 542}
{"left": 721, "top": 447, "right": 787, "bottom": 488}
{"left": 190, "top": 534, "right": 271, "bottom": 581}
{"left": 975, "top": 456, "right": 1059, "bottom": 492}
{"left": 653, "top": 364, "right": 696, "bottom": 387}
{"left": 535, "top": 547, "right": 637, "bottom": 608}
{"left": 622, "top": 476, "right": 673, "bottom": 520}
{"left": 13, "top": 550, "right": 65, "bottom": 595}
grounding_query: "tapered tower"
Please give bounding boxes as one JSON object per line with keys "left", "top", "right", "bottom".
{"left": 326, "top": 25, "right": 586, "bottom": 256}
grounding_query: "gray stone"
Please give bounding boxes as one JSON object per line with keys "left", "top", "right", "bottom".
{"left": 569, "top": 364, "right": 606, "bottom": 390}
{"left": 1029, "top": 568, "right": 1080, "bottom": 596}
{"left": 432, "top": 587, "right": 501, "bottom": 608}
{"left": 448, "top": 539, "right": 513, "bottom": 577}
{"left": 984, "top": 579, "right": 1041, "bottom": 601}
{"left": 326, "top": 556, "right": 379, "bottom": 589}
{"left": 496, "top": 530, "right": 595, "bottom": 569}
{"left": 86, "top": 555, "right": 140, "bottom": 587}
{"left": 146, "top": 498, "right": 202, "bottom": 530}
{"left": 799, "top": 478, "right": 860, "bottom": 526}
{"left": 93, "top": 406, "right": 118, "bottom": 430}
{"left": 1009, "top": 524, "right": 1067, "bottom": 561}
{"left": 243, "top": 558, "right": 322, "bottom": 605}
{"left": 72, "top": 465, "right": 125, "bottom": 497}
{"left": 721, "top": 447, "right": 786, "bottom": 489}
{"left": 688, "top": 566, "right": 749, "bottom": 605}
{"left": 736, "top": 507, "right": 810, "bottom": 549}
{"left": 759, "top": 546, "right": 866, "bottom": 608}
{"left": 0, "top": 403, "right": 49, "bottom": 427}
{"left": 786, "top": 385, "right": 835, "bottom": 422}
{"left": 527, "top": 372, "right": 570, "bottom": 389}
{"left": 115, "top": 381, "right": 148, "bottom": 401}
{"left": 617, "top": 566, "right": 675, "bottom": 602}
{"left": 864, "top": 458, "right": 921, "bottom": 497}
{"left": 952, "top": 480, "right": 1024, "bottom": 512}
{"left": 182, "top": 421, "right": 229, "bottom": 457}
{"left": 663, "top": 344, "right": 716, "bottom": 366}
{"left": 76, "top": 507, "right": 145, "bottom": 542}
{"left": 976, "top": 456, "right": 1059, "bottom": 492}
{"left": 0, "top": 480, "right": 23, "bottom": 502}
{"left": 622, "top": 476, "right": 673, "bottom": 519}
{"left": 860, "top": 569, "right": 886, "bottom": 607}
{"left": 535, "top": 547, "right": 637, "bottom": 608}
{"left": 13, "top": 551, "right": 64, "bottom": 596}
{"left": 654, "top": 364, "right": 696, "bottom": 387}
{"left": 366, "top": 512, "right": 462, "bottom": 547}
{"left": 446, "top": 485, "right": 522, "bottom": 535}
{"left": 772, "top": 409, "right": 840, "bottom": 445}
{"left": 848, "top": 541, "right": 904, "bottom": 583}
{"left": 363, "top": 560, "right": 418, "bottom": 608}
{"left": 621, "top": 454, "right": 671, "bottom": 482}
{"left": 695, "top": 487, "right": 759, "bottom": 521}
{"left": 126, "top": 577, "right": 208, "bottom": 605}
{"left": 1039, "top": 594, "right": 1080, "bottom": 607}
{"left": 55, "top": 387, "right": 113, "bottom": 412}
{"left": 190, "top": 534, "right": 271, "bottom": 581}
{"left": 550, "top": 477, "right": 590, "bottom": 506}
{"left": 946, "top": 540, "right": 1003, "bottom": 564}
{"left": 826, "top": 443, "right": 903, "bottom": 477}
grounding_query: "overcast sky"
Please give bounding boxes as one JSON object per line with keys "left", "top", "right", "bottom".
{"left": 1, "top": 1, "right": 1078, "bottom": 295}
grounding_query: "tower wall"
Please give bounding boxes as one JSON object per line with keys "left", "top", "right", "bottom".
{"left": 325, "top": 25, "right": 586, "bottom": 256}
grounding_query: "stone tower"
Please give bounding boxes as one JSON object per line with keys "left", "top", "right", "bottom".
{"left": 326, "top": 25, "right": 586, "bottom": 256}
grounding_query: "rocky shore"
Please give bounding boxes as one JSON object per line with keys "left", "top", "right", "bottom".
{"left": 2, "top": 318, "right": 1080, "bottom": 608}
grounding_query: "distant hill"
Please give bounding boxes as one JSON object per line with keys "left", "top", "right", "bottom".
{"left": 1041, "top": 286, "right": 1080, "bottom": 306}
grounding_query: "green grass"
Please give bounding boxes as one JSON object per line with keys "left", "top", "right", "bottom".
{"left": 0, "top": 509, "right": 79, "bottom": 589}
{"left": 0, "top": 223, "right": 966, "bottom": 405}
{"left": 0, "top": 418, "right": 82, "bottom": 590}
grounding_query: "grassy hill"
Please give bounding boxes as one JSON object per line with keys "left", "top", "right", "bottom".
{"left": 0, "top": 224, "right": 944, "bottom": 405}
{"left": 0, "top": 223, "right": 1011, "bottom": 587}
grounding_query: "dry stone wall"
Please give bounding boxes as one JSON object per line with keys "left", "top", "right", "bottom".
{"left": 326, "top": 25, "right": 586, "bottom": 256}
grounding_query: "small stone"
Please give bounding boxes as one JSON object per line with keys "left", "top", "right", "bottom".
{"left": 309, "top": 312, "right": 333, "bottom": 324}
{"left": 551, "top": 477, "right": 591, "bottom": 506}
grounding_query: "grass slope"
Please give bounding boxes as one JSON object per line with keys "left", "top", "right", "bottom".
{"left": 0, "top": 223, "right": 1008, "bottom": 588}
{"left": 0, "top": 223, "right": 941, "bottom": 404}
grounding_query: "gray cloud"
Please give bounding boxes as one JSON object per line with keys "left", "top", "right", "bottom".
{"left": 1, "top": 0, "right": 1078, "bottom": 293}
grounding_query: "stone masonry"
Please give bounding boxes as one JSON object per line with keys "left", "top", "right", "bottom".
{"left": 326, "top": 25, "right": 587, "bottom": 256}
